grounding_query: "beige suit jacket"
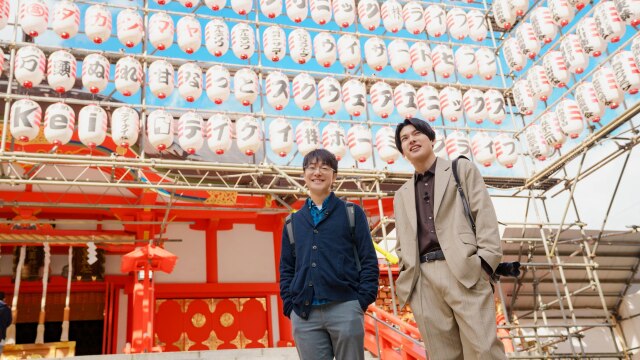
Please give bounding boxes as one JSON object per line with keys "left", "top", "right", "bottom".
{"left": 393, "top": 157, "right": 503, "bottom": 308}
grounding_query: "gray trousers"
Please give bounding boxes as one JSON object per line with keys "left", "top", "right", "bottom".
{"left": 291, "top": 300, "right": 365, "bottom": 360}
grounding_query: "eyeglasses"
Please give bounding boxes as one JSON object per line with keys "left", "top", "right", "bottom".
{"left": 304, "top": 166, "right": 335, "bottom": 174}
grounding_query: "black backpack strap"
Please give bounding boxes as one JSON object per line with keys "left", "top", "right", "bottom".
{"left": 452, "top": 156, "right": 476, "bottom": 235}
{"left": 285, "top": 213, "right": 295, "bottom": 247}
{"left": 345, "top": 202, "right": 361, "bottom": 272}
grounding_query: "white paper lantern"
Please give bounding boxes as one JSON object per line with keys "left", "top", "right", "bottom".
{"left": 569, "top": 0, "right": 589, "bottom": 10}
{"left": 178, "top": 111, "right": 204, "bottom": 154}
{"left": 10, "top": 99, "right": 41, "bottom": 142}
{"left": 231, "top": 0, "right": 253, "bottom": 15}
{"left": 494, "top": 133, "right": 518, "bottom": 168}
{"left": 178, "top": 0, "right": 200, "bottom": 8}
{"left": 333, "top": 0, "right": 356, "bottom": 28}
{"left": 503, "top": 38, "right": 526, "bottom": 72}
{"left": 388, "top": 39, "right": 411, "bottom": 74}
{"left": 82, "top": 53, "right": 110, "bottom": 94}
{"left": 445, "top": 131, "right": 472, "bottom": 160}
{"left": 446, "top": 8, "right": 468, "bottom": 40}
{"left": 177, "top": 16, "right": 202, "bottom": 54}
{"left": 492, "top": 0, "right": 516, "bottom": 30}
{"left": 543, "top": 51, "right": 569, "bottom": 88}
{"left": 337, "top": 34, "right": 360, "bottom": 69}
{"left": 516, "top": 23, "right": 540, "bottom": 60}
{"left": 269, "top": 117, "right": 294, "bottom": 157}
{"left": 231, "top": 23, "right": 255, "bottom": 60}
{"left": 262, "top": 25, "right": 286, "bottom": 62}
{"left": 117, "top": 9, "right": 143, "bottom": 48}
{"left": 370, "top": 81, "right": 394, "bottom": 119}
{"left": 266, "top": 71, "right": 290, "bottom": 110}
{"left": 410, "top": 42, "right": 432, "bottom": 76}
{"left": 358, "top": 0, "right": 380, "bottom": 30}
{"left": 115, "top": 56, "right": 143, "bottom": 97}
{"left": 154, "top": 0, "right": 171, "bottom": 5}
{"left": 403, "top": 1, "right": 425, "bottom": 35}
{"left": 260, "top": 0, "right": 282, "bottom": 18}
{"left": 52, "top": 0, "right": 80, "bottom": 39}
{"left": 178, "top": 62, "right": 202, "bottom": 102}
{"left": 471, "top": 132, "right": 496, "bottom": 167}
{"left": 149, "top": 60, "right": 175, "bottom": 99}
{"left": 455, "top": 46, "right": 478, "bottom": 79}
{"left": 594, "top": 1, "right": 625, "bottom": 43}
{"left": 343, "top": 79, "right": 366, "bottom": 117}
{"left": 375, "top": 127, "right": 400, "bottom": 164}
{"left": 432, "top": 44, "right": 455, "bottom": 78}
{"left": 394, "top": 83, "right": 418, "bottom": 119}
{"left": 548, "top": 0, "right": 575, "bottom": 27}
{"left": 288, "top": 28, "right": 312, "bottom": 64}
{"left": 417, "top": 85, "right": 440, "bottom": 122}
{"left": 205, "top": 0, "right": 226, "bottom": 10}
{"left": 439, "top": 86, "right": 463, "bottom": 122}
{"left": 292, "top": 73, "right": 316, "bottom": 111}
{"left": 206, "top": 114, "right": 233, "bottom": 154}
{"left": 556, "top": 99, "right": 584, "bottom": 139}
{"left": 611, "top": 51, "right": 640, "bottom": 94}
{"left": 85, "top": 4, "right": 112, "bottom": 44}
{"left": 318, "top": 77, "right": 342, "bottom": 115}
{"left": 632, "top": 36, "right": 640, "bottom": 69}
{"left": 205, "top": 19, "right": 229, "bottom": 57}
{"left": 381, "top": 0, "right": 403, "bottom": 33}
{"left": 0, "top": 0, "right": 10, "bottom": 31}
{"left": 575, "top": 82, "right": 604, "bottom": 123}
{"left": 527, "top": 65, "right": 553, "bottom": 102}
{"left": 511, "top": 0, "right": 529, "bottom": 16}
{"left": 531, "top": 7, "right": 558, "bottom": 44}
{"left": 322, "top": 122, "right": 346, "bottom": 160}
{"left": 560, "top": 34, "right": 588, "bottom": 74}
{"left": 296, "top": 120, "right": 321, "bottom": 155}
{"left": 19, "top": 0, "right": 48, "bottom": 37}
{"left": 347, "top": 125, "right": 372, "bottom": 162}
{"left": 111, "top": 106, "right": 140, "bottom": 148}
{"left": 576, "top": 17, "right": 606, "bottom": 57}
{"left": 15, "top": 45, "right": 46, "bottom": 88}
{"left": 313, "top": 32, "right": 337, "bottom": 68}
{"left": 614, "top": 0, "right": 640, "bottom": 26}
{"left": 147, "top": 109, "right": 174, "bottom": 151}
{"left": 593, "top": 66, "right": 623, "bottom": 109}
{"left": 424, "top": 5, "right": 446, "bottom": 37}
{"left": 310, "top": 0, "right": 332, "bottom": 25}
{"left": 485, "top": 89, "right": 506, "bottom": 125}
{"left": 513, "top": 80, "right": 535, "bottom": 115}
{"left": 0, "top": 48, "right": 5, "bottom": 75}
{"left": 47, "top": 50, "right": 76, "bottom": 94}
{"left": 149, "top": 12, "right": 174, "bottom": 51}
{"left": 234, "top": 68, "right": 259, "bottom": 106}
{"left": 463, "top": 89, "right": 487, "bottom": 124}
{"left": 286, "top": 0, "right": 308, "bottom": 23}
{"left": 44, "top": 102, "right": 75, "bottom": 146}
{"left": 525, "top": 125, "right": 553, "bottom": 161}
{"left": 540, "top": 111, "right": 566, "bottom": 149}
{"left": 433, "top": 130, "right": 447, "bottom": 158}
{"left": 476, "top": 48, "right": 497, "bottom": 80}
{"left": 78, "top": 105, "right": 108, "bottom": 148}
{"left": 364, "top": 37, "right": 388, "bottom": 71}
{"left": 467, "top": 9, "right": 487, "bottom": 41}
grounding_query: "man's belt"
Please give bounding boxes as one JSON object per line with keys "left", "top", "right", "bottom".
{"left": 420, "top": 249, "right": 445, "bottom": 263}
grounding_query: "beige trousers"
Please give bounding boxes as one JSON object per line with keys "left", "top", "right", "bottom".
{"left": 409, "top": 260, "right": 506, "bottom": 360}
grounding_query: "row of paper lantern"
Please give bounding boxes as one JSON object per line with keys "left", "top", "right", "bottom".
{"left": 8, "top": 99, "right": 519, "bottom": 168}
{"left": 504, "top": 1, "right": 639, "bottom": 73}
{"left": 492, "top": 0, "right": 587, "bottom": 32}
{"left": 9, "top": 47, "right": 507, "bottom": 123}
{"left": 7, "top": 0, "right": 493, "bottom": 44}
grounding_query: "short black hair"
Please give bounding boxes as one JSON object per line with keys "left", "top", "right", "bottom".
{"left": 394, "top": 118, "right": 436, "bottom": 154}
{"left": 302, "top": 149, "right": 338, "bottom": 173}
{"left": 0, "top": 291, "right": 4, "bottom": 300}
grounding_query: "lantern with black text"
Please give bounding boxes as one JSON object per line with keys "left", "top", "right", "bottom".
{"left": 525, "top": 125, "right": 553, "bottom": 161}
{"left": 314, "top": 32, "right": 337, "bottom": 68}
{"left": 424, "top": 4, "right": 446, "bottom": 37}
{"left": 513, "top": 80, "right": 535, "bottom": 115}
{"left": 516, "top": 23, "right": 540, "bottom": 60}
{"left": 318, "top": 76, "right": 342, "bottom": 115}
{"left": 548, "top": 0, "right": 575, "bottom": 27}
{"left": 531, "top": 7, "right": 558, "bottom": 44}
{"left": 322, "top": 122, "right": 346, "bottom": 160}
{"left": 47, "top": 50, "right": 76, "bottom": 94}
{"left": 85, "top": 4, "right": 112, "bottom": 44}
{"left": 286, "top": 0, "right": 308, "bottom": 23}
{"left": 19, "top": 0, "right": 48, "bottom": 37}
{"left": 540, "top": 111, "right": 566, "bottom": 149}
{"left": 492, "top": 0, "right": 515, "bottom": 30}
{"left": 311, "top": 0, "right": 332, "bottom": 25}
{"left": 381, "top": 0, "right": 403, "bottom": 33}
{"left": 333, "top": 0, "right": 356, "bottom": 28}
{"left": 296, "top": 120, "right": 321, "bottom": 155}
{"left": 178, "top": 111, "right": 204, "bottom": 155}
{"left": 115, "top": 56, "right": 143, "bottom": 97}
{"left": 576, "top": 17, "right": 606, "bottom": 57}
{"left": 575, "top": 82, "right": 604, "bottom": 123}
{"left": 611, "top": 51, "right": 640, "bottom": 94}
{"left": 455, "top": 46, "right": 478, "bottom": 79}
{"left": 347, "top": 125, "right": 372, "bottom": 162}
{"left": 236, "top": 116, "right": 262, "bottom": 156}
{"left": 376, "top": 127, "right": 400, "bottom": 164}
{"left": 52, "top": 0, "right": 80, "bottom": 39}
{"left": 44, "top": 102, "right": 75, "bottom": 146}
{"left": 594, "top": 1, "right": 625, "bottom": 43}
{"left": 614, "top": 0, "right": 640, "bottom": 26}
{"left": 260, "top": 0, "right": 282, "bottom": 18}
{"left": 439, "top": 86, "right": 463, "bottom": 122}
{"left": 262, "top": 25, "right": 286, "bottom": 62}
{"left": 477, "top": 48, "right": 497, "bottom": 80}
{"left": 293, "top": 73, "right": 316, "bottom": 111}
{"left": 494, "top": 133, "right": 518, "bottom": 168}
{"left": 343, "top": 79, "right": 366, "bottom": 117}
{"left": 467, "top": 9, "right": 487, "bottom": 41}
{"left": 433, "top": 130, "right": 447, "bottom": 158}
{"left": 389, "top": 39, "right": 411, "bottom": 74}
{"left": 463, "top": 89, "right": 487, "bottom": 124}
{"left": 82, "top": 53, "right": 109, "bottom": 94}
{"left": 560, "top": 34, "right": 588, "bottom": 74}
{"left": 365, "top": 37, "right": 388, "bottom": 71}
{"left": 234, "top": 68, "right": 259, "bottom": 106}
{"left": 206, "top": 114, "right": 233, "bottom": 155}
{"left": 269, "top": 117, "right": 294, "bottom": 157}
{"left": 205, "top": 19, "right": 229, "bottom": 57}
{"left": 446, "top": 8, "right": 468, "bottom": 40}
{"left": 231, "top": 23, "right": 255, "bottom": 60}
{"left": 556, "top": 99, "right": 584, "bottom": 139}
{"left": 177, "top": 16, "right": 202, "bottom": 54}
{"left": 370, "top": 81, "right": 394, "bottom": 119}
{"left": 417, "top": 85, "right": 440, "bottom": 122}
{"left": 358, "top": 0, "right": 380, "bottom": 30}
{"left": 10, "top": 99, "right": 41, "bottom": 143}
{"left": 337, "top": 34, "right": 360, "bottom": 69}
{"left": 266, "top": 71, "right": 290, "bottom": 110}
{"left": 527, "top": 65, "right": 553, "bottom": 102}
{"left": 111, "top": 106, "right": 140, "bottom": 148}
{"left": 117, "top": 9, "right": 143, "bottom": 48}
{"left": 543, "top": 51, "right": 569, "bottom": 88}
{"left": 593, "top": 66, "right": 623, "bottom": 109}
{"left": 445, "top": 131, "right": 472, "bottom": 159}
{"left": 289, "top": 28, "right": 312, "bottom": 64}
{"left": 177, "top": 62, "right": 202, "bottom": 102}
{"left": 504, "top": 38, "right": 525, "bottom": 72}
{"left": 395, "top": 83, "right": 418, "bottom": 119}
{"left": 511, "top": 0, "right": 529, "bottom": 16}
{"left": 410, "top": 42, "right": 432, "bottom": 76}
{"left": 147, "top": 109, "right": 174, "bottom": 151}
{"left": 471, "top": 132, "right": 495, "bottom": 167}
{"left": 403, "top": 1, "right": 425, "bottom": 35}
{"left": 15, "top": 46, "right": 46, "bottom": 88}
{"left": 78, "top": 105, "right": 108, "bottom": 149}
{"left": 149, "top": 60, "right": 174, "bottom": 99}
{"left": 432, "top": 44, "right": 454, "bottom": 78}
{"left": 485, "top": 89, "right": 506, "bottom": 125}
{"left": 149, "top": 12, "right": 174, "bottom": 51}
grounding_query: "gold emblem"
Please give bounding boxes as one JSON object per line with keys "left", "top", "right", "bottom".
{"left": 205, "top": 191, "right": 238, "bottom": 205}
{"left": 220, "top": 312, "right": 235, "bottom": 327}
{"left": 191, "top": 313, "right": 206, "bottom": 328}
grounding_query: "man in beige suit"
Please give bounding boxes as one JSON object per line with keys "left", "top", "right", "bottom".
{"left": 393, "top": 118, "right": 505, "bottom": 360}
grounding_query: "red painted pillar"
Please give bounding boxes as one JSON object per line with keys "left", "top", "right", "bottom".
{"left": 273, "top": 214, "right": 295, "bottom": 347}
{"left": 206, "top": 219, "right": 220, "bottom": 283}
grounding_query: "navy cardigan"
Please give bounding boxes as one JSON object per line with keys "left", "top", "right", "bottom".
{"left": 279, "top": 193, "right": 379, "bottom": 320}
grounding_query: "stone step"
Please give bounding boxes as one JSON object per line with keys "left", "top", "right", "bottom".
{"left": 72, "top": 348, "right": 378, "bottom": 359}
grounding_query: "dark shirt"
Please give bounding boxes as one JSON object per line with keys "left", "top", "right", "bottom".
{"left": 305, "top": 196, "right": 332, "bottom": 305}
{"left": 414, "top": 160, "right": 440, "bottom": 255}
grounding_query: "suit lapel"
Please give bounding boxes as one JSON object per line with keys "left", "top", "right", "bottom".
{"left": 400, "top": 182, "right": 418, "bottom": 234}
{"left": 434, "top": 158, "right": 452, "bottom": 219}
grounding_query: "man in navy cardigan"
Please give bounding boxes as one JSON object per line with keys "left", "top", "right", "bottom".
{"left": 279, "top": 149, "right": 379, "bottom": 360}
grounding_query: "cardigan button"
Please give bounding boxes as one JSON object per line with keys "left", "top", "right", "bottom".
{"left": 312, "top": 245, "right": 317, "bottom": 250}
{"left": 311, "top": 262, "right": 317, "bottom": 267}
{"left": 313, "top": 229, "right": 318, "bottom": 234}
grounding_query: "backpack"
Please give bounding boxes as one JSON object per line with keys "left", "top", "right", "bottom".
{"left": 284, "top": 201, "right": 361, "bottom": 272}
